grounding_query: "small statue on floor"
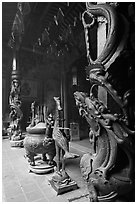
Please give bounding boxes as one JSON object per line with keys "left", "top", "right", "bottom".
{"left": 49, "top": 97, "right": 79, "bottom": 194}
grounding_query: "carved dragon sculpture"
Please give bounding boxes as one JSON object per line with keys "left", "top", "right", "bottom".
{"left": 9, "top": 78, "right": 23, "bottom": 141}
{"left": 74, "top": 91, "right": 134, "bottom": 201}
{"left": 74, "top": 2, "right": 134, "bottom": 202}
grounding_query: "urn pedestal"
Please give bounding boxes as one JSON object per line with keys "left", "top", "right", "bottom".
{"left": 24, "top": 122, "right": 56, "bottom": 174}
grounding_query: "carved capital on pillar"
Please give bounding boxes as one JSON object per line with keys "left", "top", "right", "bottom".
{"left": 97, "top": 16, "right": 107, "bottom": 25}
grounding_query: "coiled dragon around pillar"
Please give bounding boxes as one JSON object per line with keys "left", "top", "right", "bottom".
{"left": 9, "top": 73, "right": 23, "bottom": 147}
{"left": 74, "top": 2, "right": 134, "bottom": 202}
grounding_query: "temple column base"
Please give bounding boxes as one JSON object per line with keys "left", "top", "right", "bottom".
{"left": 49, "top": 171, "right": 78, "bottom": 195}
{"left": 49, "top": 178, "right": 78, "bottom": 195}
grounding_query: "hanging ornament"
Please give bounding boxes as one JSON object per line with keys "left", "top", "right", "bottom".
{"left": 74, "top": 17, "right": 77, "bottom": 26}
{"left": 59, "top": 35, "right": 63, "bottom": 41}
{"left": 54, "top": 15, "right": 58, "bottom": 25}
{"left": 50, "top": 44, "right": 53, "bottom": 54}
{"left": 65, "top": 44, "right": 69, "bottom": 52}
{"left": 68, "top": 24, "right": 72, "bottom": 34}
{"left": 56, "top": 8, "right": 64, "bottom": 26}
{"left": 42, "top": 28, "right": 49, "bottom": 42}
{"left": 42, "top": 28, "right": 50, "bottom": 45}
{"left": 67, "top": 2, "right": 69, "bottom": 7}
{"left": 45, "top": 28, "right": 49, "bottom": 35}
{"left": 58, "top": 8, "right": 64, "bottom": 18}
{"left": 38, "top": 38, "right": 41, "bottom": 46}
{"left": 53, "top": 41, "right": 57, "bottom": 47}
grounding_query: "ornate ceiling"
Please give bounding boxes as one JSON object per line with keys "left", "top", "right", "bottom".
{"left": 2, "top": 2, "right": 17, "bottom": 46}
{"left": 2, "top": 2, "right": 86, "bottom": 52}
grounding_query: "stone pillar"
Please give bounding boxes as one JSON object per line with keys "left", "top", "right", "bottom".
{"left": 9, "top": 46, "right": 24, "bottom": 147}
{"left": 60, "top": 54, "right": 69, "bottom": 136}
{"left": 63, "top": 72, "right": 69, "bottom": 135}
{"left": 60, "top": 67, "right": 64, "bottom": 127}
{"left": 8, "top": 2, "right": 29, "bottom": 147}
{"left": 97, "top": 16, "right": 107, "bottom": 106}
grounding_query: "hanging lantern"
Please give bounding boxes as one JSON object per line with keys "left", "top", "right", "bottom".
{"left": 38, "top": 38, "right": 41, "bottom": 46}
{"left": 72, "top": 67, "right": 78, "bottom": 86}
{"left": 54, "top": 15, "right": 58, "bottom": 25}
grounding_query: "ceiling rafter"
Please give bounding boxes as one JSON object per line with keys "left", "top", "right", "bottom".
{"left": 3, "top": 2, "right": 86, "bottom": 50}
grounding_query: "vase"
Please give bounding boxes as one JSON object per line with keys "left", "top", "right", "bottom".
{"left": 24, "top": 122, "right": 56, "bottom": 174}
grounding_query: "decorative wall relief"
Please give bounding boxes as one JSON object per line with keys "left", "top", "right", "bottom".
{"left": 74, "top": 2, "right": 134, "bottom": 202}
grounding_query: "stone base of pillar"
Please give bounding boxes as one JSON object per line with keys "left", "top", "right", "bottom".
{"left": 29, "top": 159, "right": 55, "bottom": 174}
{"left": 10, "top": 139, "right": 24, "bottom": 148}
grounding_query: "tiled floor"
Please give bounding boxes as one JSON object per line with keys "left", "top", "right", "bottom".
{"left": 2, "top": 138, "right": 91, "bottom": 202}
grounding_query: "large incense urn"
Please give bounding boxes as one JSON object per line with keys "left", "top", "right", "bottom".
{"left": 24, "top": 122, "right": 56, "bottom": 174}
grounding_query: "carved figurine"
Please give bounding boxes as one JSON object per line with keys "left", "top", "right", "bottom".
{"left": 74, "top": 2, "right": 134, "bottom": 202}
{"left": 9, "top": 79, "right": 21, "bottom": 105}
